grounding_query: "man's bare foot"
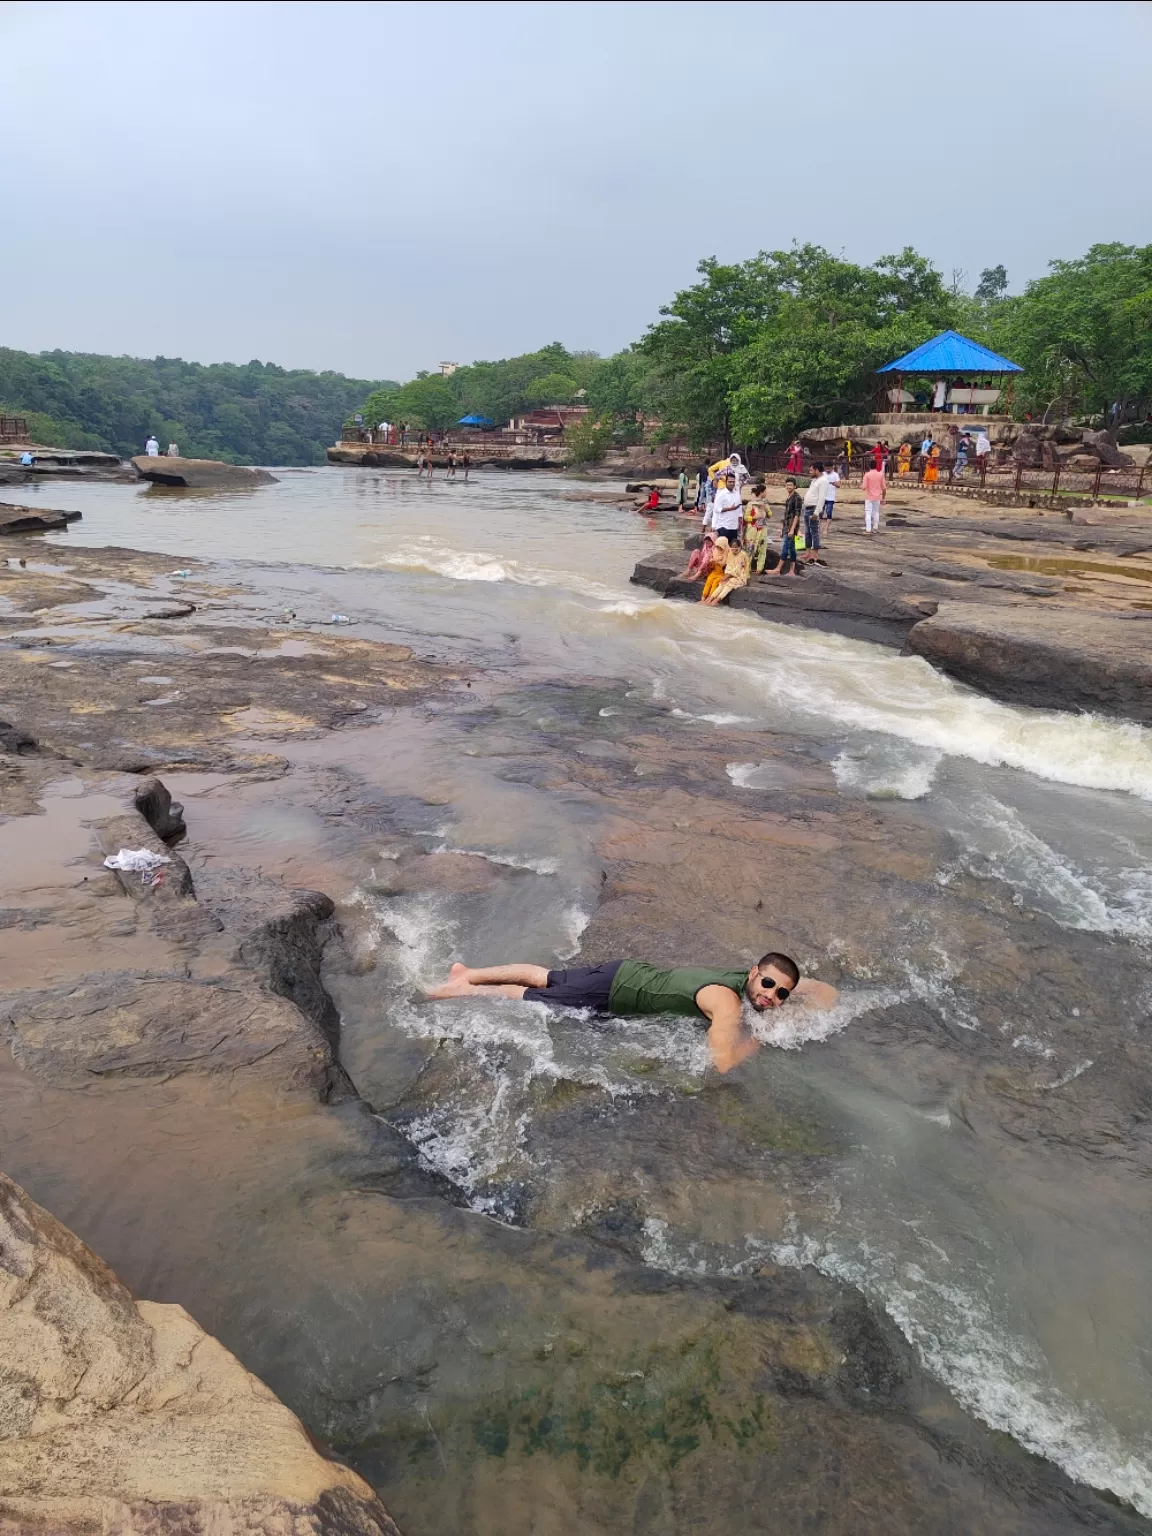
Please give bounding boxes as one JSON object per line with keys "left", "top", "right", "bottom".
{"left": 426, "top": 974, "right": 474, "bottom": 999}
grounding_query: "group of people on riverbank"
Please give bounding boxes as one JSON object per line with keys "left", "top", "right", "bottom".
{"left": 784, "top": 428, "right": 991, "bottom": 483}
{"left": 675, "top": 449, "right": 895, "bottom": 603}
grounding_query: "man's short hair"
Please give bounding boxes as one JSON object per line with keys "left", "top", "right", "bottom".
{"left": 813, "top": 461, "right": 825, "bottom": 472}
{"left": 785, "top": 477, "right": 796, "bottom": 486}
{"left": 756, "top": 951, "right": 800, "bottom": 988}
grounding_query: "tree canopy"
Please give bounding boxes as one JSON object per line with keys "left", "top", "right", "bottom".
{"left": 0, "top": 349, "right": 391, "bottom": 465}
{"left": 988, "top": 243, "right": 1152, "bottom": 427}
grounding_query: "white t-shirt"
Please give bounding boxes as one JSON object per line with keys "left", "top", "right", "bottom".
{"left": 711, "top": 487, "right": 744, "bottom": 531}
{"left": 803, "top": 474, "right": 829, "bottom": 510}
{"left": 933, "top": 380, "right": 947, "bottom": 409}
{"left": 825, "top": 470, "right": 840, "bottom": 501}
{"left": 975, "top": 434, "right": 991, "bottom": 456}
{"left": 145, "top": 437, "right": 159, "bottom": 456}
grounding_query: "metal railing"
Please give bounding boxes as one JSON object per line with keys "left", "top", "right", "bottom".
{"left": 0, "top": 416, "right": 29, "bottom": 443}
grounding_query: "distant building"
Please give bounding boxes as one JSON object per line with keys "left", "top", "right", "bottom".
{"left": 439, "top": 361, "right": 460, "bottom": 376}
{"left": 507, "top": 405, "right": 590, "bottom": 435}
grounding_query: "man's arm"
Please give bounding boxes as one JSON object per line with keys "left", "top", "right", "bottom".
{"left": 696, "top": 985, "right": 759, "bottom": 1073}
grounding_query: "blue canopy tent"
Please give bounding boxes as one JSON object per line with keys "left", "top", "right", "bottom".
{"left": 878, "top": 331, "right": 1021, "bottom": 415}
{"left": 456, "top": 414, "right": 494, "bottom": 427}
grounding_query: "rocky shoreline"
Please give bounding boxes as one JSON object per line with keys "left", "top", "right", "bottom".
{"left": 1, "top": 538, "right": 1151, "bottom": 1533}
{"left": 631, "top": 493, "right": 1152, "bottom": 724}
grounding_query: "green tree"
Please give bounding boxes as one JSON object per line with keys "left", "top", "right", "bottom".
{"left": 992, "top": 243, "right": 1152, "bottom": 428}
{"left": 975, "top": 264, "right": 1008, "bottom": 301}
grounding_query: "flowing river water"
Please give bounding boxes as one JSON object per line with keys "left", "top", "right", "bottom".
{"left": 9, "top": 465, "right": 1152, "bottom": 1519}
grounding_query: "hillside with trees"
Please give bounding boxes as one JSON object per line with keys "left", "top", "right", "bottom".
{"left": 0, "top": 349, "right": 393, "bottom": 465}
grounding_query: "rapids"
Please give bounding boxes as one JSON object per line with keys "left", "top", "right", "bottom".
{"left": 10, "top": 463, "right": 1152, "bottom": 1516}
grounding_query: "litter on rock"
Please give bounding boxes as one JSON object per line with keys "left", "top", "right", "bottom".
{"left": 103, "top": 847, "right": 172, "bottom": 883}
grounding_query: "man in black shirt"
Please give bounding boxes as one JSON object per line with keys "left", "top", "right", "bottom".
{"left": 771, "top": 477, "right": 805, "bottom": 577}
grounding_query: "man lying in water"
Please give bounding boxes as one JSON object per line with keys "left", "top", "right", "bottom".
{"left": 426, "top": 953, "right": 837, "bottom": 1073}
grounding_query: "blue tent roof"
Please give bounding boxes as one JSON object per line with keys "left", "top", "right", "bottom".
{"left": 457, "top": 413, "right": 494, "bottom": 425}
{"left": 877, "top": 330, "right": 1022, "bottom": 374}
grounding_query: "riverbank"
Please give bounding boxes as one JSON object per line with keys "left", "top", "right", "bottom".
{"left": 632, "top": 495, "right": 1152, "bottom": 723}
{"left": 2, "top": 533, "right": 1152, "bottom": 1531}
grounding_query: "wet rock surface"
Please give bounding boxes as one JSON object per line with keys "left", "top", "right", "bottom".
{"left": 0, "top": 547, "right": 1150, "bottom": 1532}
{"left": 631, "top": 502, "right": 1152, "bottom": 721}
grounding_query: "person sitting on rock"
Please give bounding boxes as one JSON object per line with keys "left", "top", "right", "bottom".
{"left": 677, "top": 529, "right": 717, "bottom": 581}
{"left": 426, "top": 953, "right": 837, "bottom": 1073}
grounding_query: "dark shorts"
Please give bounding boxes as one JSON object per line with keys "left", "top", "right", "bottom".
{"left": 523, "top": 960, "right": 623, "bottom": 1010}
{"left": 822, "top": 499, "right": 835, "bottom": 518}
{"left": 804, "top": 511, "right": 820, "bottom": 550}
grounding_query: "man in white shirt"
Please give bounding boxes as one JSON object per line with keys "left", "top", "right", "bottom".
{"left": 932, "top": 378, "right": 947, "bottom": 411}
{"left": 144, "top": 435, "right": 160, "bottom": 456}
{"left": 710, "top": 472, "right": 744, "bottom": 544}
{"left": 821, "top": 466, "right": 840, "bottom": 537}
{"left": 801, "top": 462, "right": 830, "bottom": 560}
{"left": 975, "top": 430, "right": 991, "bottom": 467}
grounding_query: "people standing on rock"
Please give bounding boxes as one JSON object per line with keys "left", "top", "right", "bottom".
{"left": 918, "top": 432, "right": 934, "bottom": 478}
{"left": 923, "top": 445, "right": 941, "bottom": 484}
{"left": 896, "top": 442, "right": 912, "bottom": 477}
{"left": 785, "top": 440, "right": 804, "bottom": 474}
{"left": 771, "top": 479, "right": 804, "bottom": 577}
{"left": 975, "top": 430, "right": 991, "bottom": 471}
{"left": 447, "top": 450, "right": 457, "bottom": 478}
{"left": 955, "top": 433, "right": 972, "bottom": 476}
{"left": 822, "top": 465, "right": 839, "bottom": 536}
{"left": 801, "top": 462, "right": 829, "bottom": 562}
{"left": 709, "top": 471, "right": 744, "bottom": 546}
{"left": 677, "top": 467, "right": 688, "bottom": 510}
{"left": 695, "top": 461, "right": 709, "bottom": 517}
{"left": 745, "top": 503, "right": 771, "bottom": 574}
{"left": 861, "top": 460, "right": 886, "bottom": 534}
{"left": 426, "top": 952, "right": 832, "bottom": 1074}
{"left": 871, "top": 440, "right": 888, "bottom": 472}
{"left": 166, "top": 442, "right": 179, "bottom": 457}
{"left": 462, "top": 451, "right": 471, "bottom": 480}
{"left": 145, "top": 434, "right": 160, "bottom": 457}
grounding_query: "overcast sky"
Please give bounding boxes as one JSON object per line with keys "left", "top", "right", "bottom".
{"left": 2, "top": 0, "right": 1148, "bottom": 383}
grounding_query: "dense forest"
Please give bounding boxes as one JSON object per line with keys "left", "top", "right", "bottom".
{"left": 0, "top": 350, "right": 392, "bottom": 465}
{"left": 354, "top": 241, "right": 1152, "bottom": 456}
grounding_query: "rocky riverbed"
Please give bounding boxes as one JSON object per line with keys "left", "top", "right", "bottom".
{"left": 631, "top": 494, "right": 1152, "bottom": 723}
{"left": 2, "top": 527, "right": 1152, "bottom": 1533}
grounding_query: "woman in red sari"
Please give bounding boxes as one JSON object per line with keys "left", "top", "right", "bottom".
{"left": 785, "top": 441, "right": 804, "bottom": 474}
{"left": 871, "top": 440, "right": 887, "bottom": 471}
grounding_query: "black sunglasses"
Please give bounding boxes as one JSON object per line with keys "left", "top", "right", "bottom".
{"left": 760, "top": 984, "right": 791, "bottom": 1002}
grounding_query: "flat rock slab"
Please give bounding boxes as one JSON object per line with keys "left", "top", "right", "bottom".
{"left": 907, "top": 602, "right": 1152, "bottom": 721}
{"left": 131, "top": 455, "right": 278, "bottom": 488}
{"left": 0, "top": 502, "right": 81, "bottom": 533}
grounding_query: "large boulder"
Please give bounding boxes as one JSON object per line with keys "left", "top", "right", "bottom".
{"left": 906, "top": 601, "right": 1152, "bottom": 721}
{"left": 1011, "top": 431, "right": 1043, "bottom": 467}
{"left": 1082, "top": 430, "right": 1134, "bottom": 468}
{"left": 0, "top": 1171, "right": 401, "bottom": 1534}
{"left": 131, "top": 455, "right": 278, "bottom": 488}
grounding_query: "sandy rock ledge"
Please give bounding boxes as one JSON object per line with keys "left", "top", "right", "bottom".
{"left": 0, "top": 1172, "right": 401, "bottom": 1535}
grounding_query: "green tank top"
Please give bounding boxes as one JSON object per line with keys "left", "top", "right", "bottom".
{"left": 608, "top": 961, "right": 749, "bottom": 1019}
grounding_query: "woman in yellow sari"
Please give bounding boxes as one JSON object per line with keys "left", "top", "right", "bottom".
{"left": 702, "top": 538, "right": 752, "bottom": 606}
{"left": 896, "top": 442, "right": 912, "bottom": 477}
{"left": 923, "top": 445, "right": 940, "bottom": 484}
{"left": 700, "top": 537, "right": 731, "bottom": 602}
